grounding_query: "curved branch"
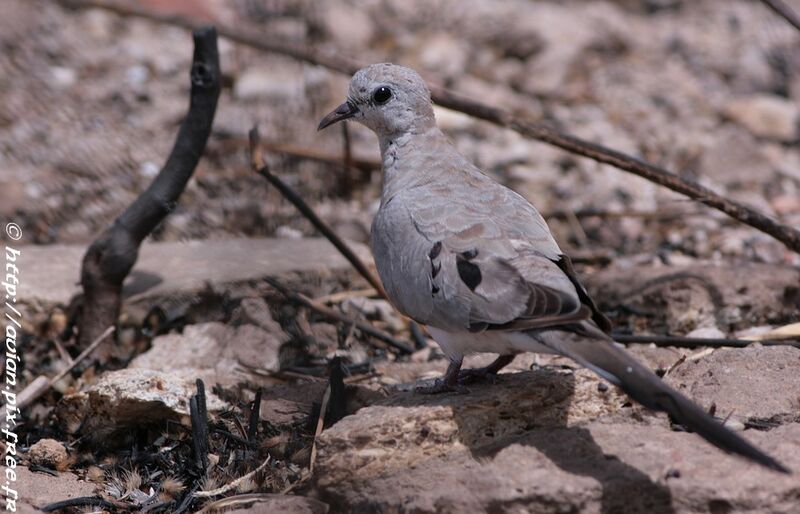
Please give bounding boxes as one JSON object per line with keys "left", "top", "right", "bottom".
{"left": 430, "top": 89, "right": 800, "bottom": 254}
{"left": 62, "top": 0, "right": 800, "bottom": 255}
{"left": 78, "top": 27, "right": 221, "bottom": 348}
{"left": 760, "top": 0, "right": 800, "bottom": 33}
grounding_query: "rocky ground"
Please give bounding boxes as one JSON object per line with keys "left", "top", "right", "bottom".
{"left": 2, "top": 0, "right": 800, "bottom": 512}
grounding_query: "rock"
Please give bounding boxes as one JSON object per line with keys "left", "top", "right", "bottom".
{"left": 234, "top": 64, "right": 305, "bottom": 101}
{"left": 316, "top": 368, "right": 628, "bottom": 488}
{"left": 453, "top": 74, "right": 537, "bottom": 114}
{"left": 130, "top": 321, "right": 285, "bottom": 387}
{"left": 276, "top": 225, "right": 304, "bottom": 239}
{"left": 230, "top": 297, "right": 286, "bottom": 335}
{"left": 666, "top": 346, "right": 800, "bottom": 423}
{"left": 700, "top": 127, "right": 775, "bottom": 185}
{"left": 11, "top": 466, "right": 96, "bottom": 514}
{"left": 27, "top": 439, "right": 70, "bottom": 471}
{"left": 16, "top": 237, "right": 373, "bottom": 306}
{"left": 125, "top": 64, "right": 149, "bottom": 87}
{"left": 56, "top": 368, "right": 227, "bottom": 437}
{"left": 625, "top": 345, "right": 685, "bottom": 375}
{"left": 723, "top": 94, "right": 799, "bottom": 141}
{"left": 260, "top": 382, "right": 327, "bottom": 428}
{"left": 514, "top": 3, "right": 630, "bottom": 97}
{"left": 342, "top": 297, "right": 405, "bottom": 333}
{"left": 771, "top": 193, "right": 800, "bottom": 215}
{"left": 586, "top": 263, "right": 800, "bottom": 332}
{"left": 410, "top": 346, "right": 433, "bottom": 363}
{"left": 319, "top": 0, "right": 374, "bottom": 49}
{"left": 49, "top": 66, "right": 77, "bottom": 88}
{"left": 225, "top": 494, "right": 329, "bottom": 514}
{"left": 257, "top": 379, "right": 381, "bottom": 431}
{"left": 416, "top": 34, "right": 469, "bottom": 79}
{"left": 314, "top": 365, "right": 800, "bottom": 513}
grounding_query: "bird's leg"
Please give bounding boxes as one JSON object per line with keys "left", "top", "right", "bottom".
{"left": 458, "top": 354, "right": 515, "bottom": 384}
{"left": 415, "top": 357, "right": 466, "bottom": 394}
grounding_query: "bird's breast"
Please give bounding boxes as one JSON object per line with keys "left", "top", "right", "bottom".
{"left": 370, "top": 202, "right": 439, "bottom": 326}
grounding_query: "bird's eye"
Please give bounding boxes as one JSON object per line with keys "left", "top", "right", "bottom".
{"left": 372, "top": 86, "right": 392, "bottom": 104}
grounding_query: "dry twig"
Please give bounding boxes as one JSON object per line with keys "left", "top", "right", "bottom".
{"left": 256, "top": 139, "right": 378, "bottom": 172}
{"left": 309, "top": 383, "right": 331, "bottom": 473}
{"left": 249, "top": 126, "right": 388, "bottom": 298}
{"left": 760, "top": 0, "right": 800, "bottom": 32}
{"left": 60, "top": 0, "right": 800, "bottom": 254}
{"left": 613, "top": 333, "right": 800, "bottom": 349}
{"left": 41, "top": 496, "right": 124, "bottom": 512}
{"left": 17, "top": 326, "right": 115, "bottom": 409}
{"left": 265, "top": 277, "right": 413, "bottom": 354}
{"left": 195, "top": 493, "right": 326, "bottom": 514}
{"left": 313, "top": 287, "right": 378, "bottom": 304}
{"left": 193, "top": 455, "right": 271, "bottom": 498}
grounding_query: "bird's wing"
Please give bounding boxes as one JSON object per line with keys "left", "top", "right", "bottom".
{"left": 394, "top": 171, "right": 600, "bottom": 333}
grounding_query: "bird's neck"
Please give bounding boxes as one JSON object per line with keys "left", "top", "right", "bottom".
{"left": 378, "top": 127, "right": 455, "bottom": 203}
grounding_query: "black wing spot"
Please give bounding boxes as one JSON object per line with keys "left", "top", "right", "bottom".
{"left": 456, "top": 256, "right": 482, "bottom": 290}
{"left": 431, "top": 284, "right": 440, "bottom": 296}
{"left": 460, "top": 248, "right": 478, "bottom": 260}
{"left": 429, "top": 241, "right": 442, "bottom": 259}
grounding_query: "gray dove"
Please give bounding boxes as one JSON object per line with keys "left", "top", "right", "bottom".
{"left": 318, "top": 63, "right": 788, "bottom": 473}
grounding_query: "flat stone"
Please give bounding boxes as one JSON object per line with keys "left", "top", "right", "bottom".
{"left": 15, "top": 237, "right": 372, "bottom": 306}
{"left": 313, "top": 368, "right": 800, "bottom": 513}
{"left": 260, "top": 382, "right": 328, "bottom": 428}
{"left": 320, "top": 421, "right": 800, "bottom": 513}
{"left": 56, "top": 368, "right": 227, "bottom": 437}
{"left": 724, "top": 94, "right": 799, "bottom": 141}
{"left": 129, "top": 321, "right": 286, "bottom": 387}
{"left": 12, "top": 466, "right": 96, "bottom": 514}
{"left": 315, "top": 368, "right": 629, "bottom": 489}
{"left": 666, "top": 345, "right": 800, "bottom": 423}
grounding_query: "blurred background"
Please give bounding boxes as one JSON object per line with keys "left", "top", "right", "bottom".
{"left": 2, "top": 0, "right": 799, "bottom": 266}
{"left": 3, "top": 2, "right": 800, "bottom": 511}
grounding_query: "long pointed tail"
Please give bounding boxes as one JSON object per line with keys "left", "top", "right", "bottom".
{"left": 535, "top": 326, "right": 790, "bottom": 473}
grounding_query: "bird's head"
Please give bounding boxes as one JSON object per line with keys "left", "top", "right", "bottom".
{"left": 318, "top": 63, "right": 436, "bottom": 138}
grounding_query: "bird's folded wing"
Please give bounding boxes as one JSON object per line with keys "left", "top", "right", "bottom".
{"left": 405, "top": 197, "right": 592, "bottom": 333}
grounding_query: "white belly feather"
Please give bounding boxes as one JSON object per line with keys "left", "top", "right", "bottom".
{"left": 425, "top": 326, "right": 557, "bottom": 360}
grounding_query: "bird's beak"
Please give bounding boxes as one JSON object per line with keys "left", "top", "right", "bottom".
{"left": 317, "top": 101, "right": 359, "bottom": 131}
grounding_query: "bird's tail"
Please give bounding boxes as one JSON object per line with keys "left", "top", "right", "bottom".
{"left": 534, "top": 325, "right": 789, "bottom": 473}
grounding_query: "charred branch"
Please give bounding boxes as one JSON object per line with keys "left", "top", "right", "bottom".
{"left": 77, "top": 27, "right": 221, "bottom": 348}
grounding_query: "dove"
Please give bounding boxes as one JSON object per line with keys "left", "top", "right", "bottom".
{"left": 318, "top": 63, "right": 788, "bottom": 473}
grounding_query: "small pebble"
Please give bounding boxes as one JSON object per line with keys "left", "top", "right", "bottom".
{"left": 28, "top": 439, "right": 70, "bottom": 471}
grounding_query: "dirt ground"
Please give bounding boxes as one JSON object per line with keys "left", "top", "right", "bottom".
{"left": 2, "top": 0, "right": 799, "bottom": 512}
